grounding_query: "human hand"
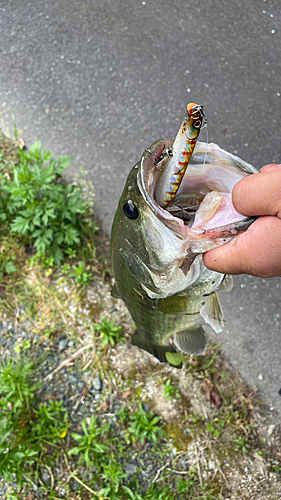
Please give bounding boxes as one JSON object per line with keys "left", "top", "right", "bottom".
{"left": 203, "top": 164, "right": 281, "bottom": 278}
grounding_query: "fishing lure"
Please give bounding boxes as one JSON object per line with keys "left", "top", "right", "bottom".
{"left": 155, "top": 103, "right": 205, "bottom": 208}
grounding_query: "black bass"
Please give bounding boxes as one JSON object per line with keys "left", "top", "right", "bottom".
{"left": 111, "top": 134, "right": 258, "bottom": 366}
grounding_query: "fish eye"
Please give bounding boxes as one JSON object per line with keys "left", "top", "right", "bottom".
{"left": 193, "top": 119, "right": 202, "bottom": 129}
{"left": 123, "top": 199, "right": 139, "bottom": 220}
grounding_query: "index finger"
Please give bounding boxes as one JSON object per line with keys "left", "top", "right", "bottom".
{"left": 203, "top": 216, "right": 281, "bottom": 277}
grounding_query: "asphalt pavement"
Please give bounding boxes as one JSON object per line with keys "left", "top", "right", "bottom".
{"left": 1, "top": 0, "right": 281, "bottom": 412}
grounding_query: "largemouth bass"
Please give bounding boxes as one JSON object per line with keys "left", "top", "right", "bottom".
{"left": 111, "top": 135, "right": 258, "bottom": 366}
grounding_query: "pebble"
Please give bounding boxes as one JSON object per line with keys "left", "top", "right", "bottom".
{"left": 92, "top": 376, "right": 103, "bottom": 392}
{"left": 124, "top": 463, "right": 138, "bottom": 474}
{"left": 58, "top": 338, "right": 68, "bottom": 351}
{"left": 41, "top": 470, "right": 51, "bottom": 485}
{"left": 267, "top": 424, "right": 275, "bottom": 437}
{"left": 142, "top": 403, "right": 150, "bottom": 412}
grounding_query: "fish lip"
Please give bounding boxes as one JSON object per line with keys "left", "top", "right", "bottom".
{"left": 139, "top": 138, "right": 258, "bottom": 242}
{"left": 139, "top": 139, "right": 184, "bottom": 216}
{"left": 139, "top": 140, "right": 188, "bottom": 240}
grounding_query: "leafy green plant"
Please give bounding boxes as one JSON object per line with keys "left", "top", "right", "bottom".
{"left": 0, "top": 416, "right": 38, "bottom": 482}
{"left": 122, "top": 486, "right": 144, "bottom": 500}
{"left": 206, "top": 422, "right": 220, "bottom": 438}
{"left": 206, "top": 418, "right": 226, "bottom": 439}
{"left": 68, "top": 415, "right": 109, "bottom": 465}
{"left": 62, "top": 261, "right": 92, "bottom": 286}
{"left": 117, "top": 405, "right": 131, "bottom": 425}
{"left": 233, "top": 434, "right": 250, "bottom": 453}
{"left": 31, "top": 400, "right": 69, "bottom": 442}
{"left": 94, "top": 317, "right": 124, "bottom": 348}
{"left": 0, "top": 359, "right": 38, "bottom": 481}
{"left": 176, "top": 476, "right": 196, "bottom": 494}
{"left": 145, "top": 483, "right": 174, "bottom": 500}
{"left": 0, "top": 358, "right": 70, "bottom": 483}
{"left": 0, "top": 254, "right": 16, "bottom": 279}
{"left": 100, "top": 461, "right": 129, "bottom": 495}
{"left": 0, "top": 359, "right": 39, "bottom": 411}
{"left": 128, "top": 404, "right": 164, "bottom": 445}
{"left": 163, "top": 379, "right": 181, "bottom": 400}
{"left": 0, "top": 141, "right": 90, "bottom": 264}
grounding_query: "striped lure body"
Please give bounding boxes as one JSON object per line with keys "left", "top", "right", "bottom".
{"left": 155, "top": 103, "right": 205, "bottom": 208}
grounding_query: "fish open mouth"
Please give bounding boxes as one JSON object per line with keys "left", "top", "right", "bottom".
{"left": 140, "top": 138, "right": 257, "bottom": 243}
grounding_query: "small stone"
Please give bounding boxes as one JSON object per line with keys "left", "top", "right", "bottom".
{"left": 267, "top": 424, "right": 275, "bottom": 437}
{"left": 69, "top": 374, "right": 78, "bottom": 383}
{"left": 124, "top": 463, "right": 138, "bottom": 474}
{"left": 258, "top": 373, "right": 264, "bottom": 380}
{"left": 92, "top": 376, "right": 103, "bottom": 392}
{"left": 58, "top": 338, "right": 68, "bottom": 351}
{"left": 179, "top": 457, "right": 188, "bottom": 470}
{"left": 41, "top": 470, "right": 51, "bottom": 485}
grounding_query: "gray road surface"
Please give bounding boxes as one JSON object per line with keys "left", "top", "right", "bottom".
{"left": 1, "top": 0, "right": 281, "bottom": 412}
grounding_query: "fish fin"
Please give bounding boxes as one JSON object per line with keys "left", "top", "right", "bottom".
{"left": 173, "top": 326, "right": 206, "bottom": 355}
{"left": 218, "top": 275, "right": 233, "bottom": 293}
{"left": 200, "top": 292, "right": 224, "bottom": 333}
{"left": 159, "top": 295, "right": 190, "bottom": 314}
{"left": 111, "top": 283, "right": 120, "bottom": 298}
{"left": 131, "top": 330, "right": 181, "bottom": 368}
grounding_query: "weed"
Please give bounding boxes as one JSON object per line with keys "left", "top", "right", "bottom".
{"left": 0, "top": 358, "right": 70, "bottom": 484}
{"left": 163, "top": 379, "right": 181, "bottom": 400}
{"left": 68, "top": 415, "right": 109, "bottom": 465}
{"left": 94, "top": 317, "right": 124, "bottom": 348}
{"left": 176, "top": 476, "right": 196, "bottom": 494}
{"left": 233, "top": 434, "right": 251, "bottom": 453}
{"left": 0, "top": 141, "right": 90, "bottom": 264}
{"left": 145, "top": 483, "right": 174, "bottom": 499}
{"left": 0, "top": 236, "right": 20, "bottom": 280}
{"left": 122, "top": 485, "right": 144, "bottom": 499}
{"left": 0, "top": 358, "right": 39, "bottom": 411}
{"left": 206, "top": 422, "right": 220, "bottom": 438}
{"left": 128, "top": 404, "right": 164, "bottom": 445}
{"left": 62, "top": 261, "right": 93, "bottom": 286}
{"left": 0, "top": 254, "right": 16, "bottom": 279}
{"left": 117, "top": 405, "right": 131, "bottom": 425}
{"left": 31, "top": 400, "right": 69, "bottom": 442}
{"left": 0, "top": 360, "right": 37, "bottom": 481}
{"left": 100, "top": 461, "right": 129, "bottom": 494}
